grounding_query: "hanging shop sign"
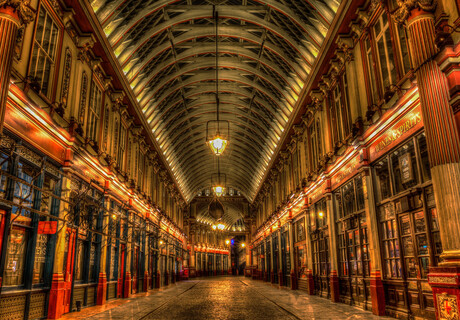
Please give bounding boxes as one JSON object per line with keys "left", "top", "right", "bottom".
{"left": 370, "top": 105, "right": 423, "bottom": 161}
{"left": 37, "top": 221, "right": 57, "bottom": 234}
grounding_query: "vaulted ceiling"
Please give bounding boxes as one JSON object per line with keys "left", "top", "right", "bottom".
{"left": 91, "top": 0, "right": 341, "bottom": 202}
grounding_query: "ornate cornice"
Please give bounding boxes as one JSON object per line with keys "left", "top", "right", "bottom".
{"left": 393, "top": 0, "right": 436, "bottom": 24}
{"left": 0, "top": 0, "right": 35, "bottom": 24}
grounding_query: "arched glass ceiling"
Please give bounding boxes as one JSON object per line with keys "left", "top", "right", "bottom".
{"left": 91, "top": 0, "right": 340, "bottom": 202}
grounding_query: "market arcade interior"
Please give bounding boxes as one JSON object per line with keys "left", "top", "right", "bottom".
{"left": 0, "top": 0, "right": 459, "bottom": 319}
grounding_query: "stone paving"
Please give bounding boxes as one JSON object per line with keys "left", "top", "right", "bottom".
{"left": 60, "top": 276, "right": 393, "bottom": 320}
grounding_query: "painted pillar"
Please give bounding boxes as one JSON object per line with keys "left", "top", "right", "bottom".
{"left": 362, "top": 168, "right": 385, "bottom": 315}
{"left": 48, "top": 176, "right": 70, "bottom": 319}
{"left": 189, "top": 231, "right": 196, "bottom": 277}
{"left": 395, "top": 2, "right": 460, "bottom": 319}
{"left": 288, "top": 219, "right": 297, "bottom": 290}
{"left": 325, "top": 190, "right": 339, "bottom": 303}
{"left": 303, "top": 200, "right": 315, "bottom": 295}
{"left": 0, "top": 1, "right": 34, "bottom": 134}
{"left": 164, "top": 238, "right": 169, "bottom": 286}
{"left": 97, "top": 195, "right": 110, "bottom": 305}
{"left": 123, "top": 219, "right": 132, "bottom": 298}
{"left": 277, "top": 228, "right": 283, "bottom": 286}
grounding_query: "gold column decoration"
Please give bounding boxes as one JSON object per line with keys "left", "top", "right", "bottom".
{"left": 395, "top": 0, "right": 460, "bottom": 266}
{"left": 0, "top": 0, "right": 35, "bottom": 134}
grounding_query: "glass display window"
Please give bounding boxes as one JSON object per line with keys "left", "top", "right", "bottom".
{"left": 3, "top": 227, "right": 29, "bottom": 287}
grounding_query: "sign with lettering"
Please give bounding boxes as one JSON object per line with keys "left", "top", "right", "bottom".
{"left": 370, "top": 105, "right": 423, "bottom": 161}
{"left": 331, "top": 154, "right": 361, "bottom": 189}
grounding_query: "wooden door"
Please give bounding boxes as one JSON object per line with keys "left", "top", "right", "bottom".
{"left": 63, "top": 229, "right": 76, "bottom": 313}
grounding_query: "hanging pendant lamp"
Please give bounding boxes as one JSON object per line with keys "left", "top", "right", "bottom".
{"left": 206, "top": 7, "right": 229, "bottom": 156}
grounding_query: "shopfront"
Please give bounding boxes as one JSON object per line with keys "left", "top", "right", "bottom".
{"left": 0, "top": 138, "right": 62, "bottom": 319}
{"left": 280, "top": 225, "right": 290, "bottom": 287}
{"left": 333, "top": 172, "right": 371, "bottom": 308}
{"left": 309, "top": 198, "right": 330, "bottom": 298}
{"left": 371, "top": 130, "right": 439, "bottom": 319}
{"left": 294, "top": 215, "right": 308, "bottom": 291}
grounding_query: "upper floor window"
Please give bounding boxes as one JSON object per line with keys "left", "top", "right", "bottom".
{"left": 30, "top": 6, "right": 60, "bottom": 98}
{"left": 363, "top": 7, "right": 412, "bottom": 105}
{"left": 87, "top": 81, "right": 102, "bottom": 141}
{"left": 374, "top": 13, "right": 397, "bottom": 92}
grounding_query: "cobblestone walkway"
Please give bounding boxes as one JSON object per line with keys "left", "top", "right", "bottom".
{"left": 61, "top": 277, "right": 393, "bottom": 320}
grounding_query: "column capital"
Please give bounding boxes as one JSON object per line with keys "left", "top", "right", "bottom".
{"left": 393, "top": 0, "right": 436, "bottom": 24}
{"left": 0, "top": 0, "right": 35, "bottom": 25}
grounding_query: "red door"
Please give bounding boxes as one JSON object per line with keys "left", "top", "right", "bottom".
{"left": 118, "top": 244, "right": 125, "bottom": 297}
{"left": 63, "top": 229, "right": 76, "bottom": 314}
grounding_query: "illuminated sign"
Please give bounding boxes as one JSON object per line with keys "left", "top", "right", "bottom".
{"left": 370, "top": 106, "right": 423, "bottom": 161}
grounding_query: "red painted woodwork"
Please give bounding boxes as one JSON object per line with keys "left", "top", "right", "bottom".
{"left": 47, "top": 273, "right": 66, "bottom": 319}
{"left": 428, "top": 266, "right": 460, "bottom": 320}
{"left": 63, "top": 230, "right": 76, "bottom": 314}
{"left": 370, "top": 271, "right": 386, "bottom": 316}
{"left": 278, "top": 269, "right": 283, "bottom": 286}
{"left": 123, "top": 272, "right": 131, "bottom": 298}
{"left": 96, "top": 273, "right": 107, "bottom": 305}
{"left": 118, "top": 244, "right": 125, "bottom": 297}
{"left": 330, "top": 270, "right": 340, "bottom": 303}
{"left": 270, "top": 271, "right": 275, "bottom": 284}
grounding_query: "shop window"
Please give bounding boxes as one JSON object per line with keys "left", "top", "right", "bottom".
{"left": 0, "top": 153, "right": 9, "bottom": 198}
{"left": 3, "top": 227, "right": 29, "bottom": 286}
{"left": 391, "top": 139, "right": 418, "bottom": 194}
{"left": 335, "top": 175, "right": 369, "bottom": 278}
{"left": 74, "top": 240, "right": 85, "bottom": 282}
{"left": 295, "top": 218, "right": 306, "bottom": 242}
{"left": 418, "top": 133, "right": 431, "bottom": 182}
{"left": 87, "top": 81, "right": 103, "bottom": 141}
{"left": 379, "top": 202, "right": 402, "bottom": 278}
{"left": 89, "top": 243, "right": 97, "bottom": 282}
{"left": 375, "top": 157, "right": 391, "bottom": 202}
{"left": 30, "top": 6, "right": 60, "bottom": 97}
{"left": 32, "top": 234, "right": 50, "bottom": 285}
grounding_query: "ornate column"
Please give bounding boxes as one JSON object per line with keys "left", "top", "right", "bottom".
{"left": 325, "top": 187, "right": 339, "bottom": 303}
{"left": 97, "top": 193, "right": 110, "bottom": 305}
{"left": 0, "top": 0, "right": 34, "bottom": 134}
{"left": 189, "top": 228, "right": 196, "bottom": 278}
{"left": 362, "top": 167, "right": 385, "bottom": 316}
{"left": 48, "top": 176, "right": 70, "bottom": 319}
{"left": 395, "top": 1, "right": 460, "bottom": 319}
{"left": 288, "top": 214, "right": 297, "bottom": 290}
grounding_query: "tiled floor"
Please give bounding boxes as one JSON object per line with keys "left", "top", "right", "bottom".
{"left": 59, "top": 277, "right": 393, "bottom": 320}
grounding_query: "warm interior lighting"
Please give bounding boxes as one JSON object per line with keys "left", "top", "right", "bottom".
{"left": 225, "top": 239, "right": 230, "bottom": 245}
{"left": 159, "top": 240, "right": 164, "bottom": 245}
{"left": 208, "top": 135, "right": 228, "bottom": 155}
{"left": 112, "top": 213, "right": 117, "bottom": 220}
{"left": 212, "top": 185, "right": 225, "bottom": 197}
{"left": 318, "top": 211, "right": 324, "bottom": 218}
{"left": 217, "top": 223, "right": 225, "bottom": 230}
{"left": 212, "top": 225, "right": 217, "bottom": 230}
{"left": 241, "top": 243, "right": 246, "bottom": 248}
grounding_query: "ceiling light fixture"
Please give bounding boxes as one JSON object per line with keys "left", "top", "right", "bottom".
{"left": 206, "top": 6, "right": 229, "bottom": 156}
